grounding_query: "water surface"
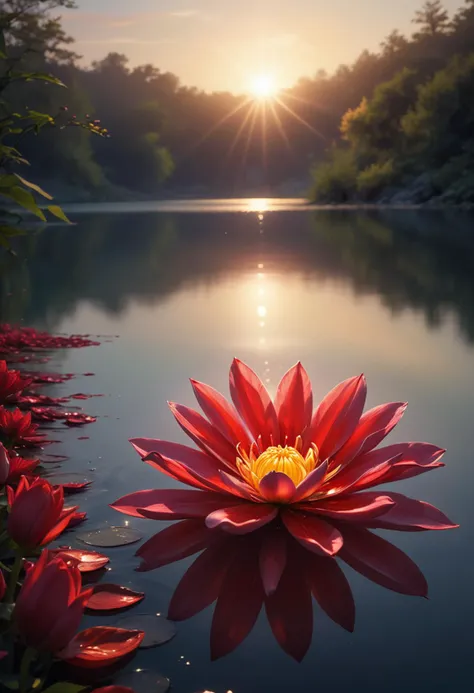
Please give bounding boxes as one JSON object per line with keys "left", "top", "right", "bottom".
{"left": 1, "top": 201, "right": 473, "bottom": 693}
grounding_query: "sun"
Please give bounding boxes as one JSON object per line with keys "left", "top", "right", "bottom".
{"left": 250, "top": 74, "right": 277, "bottom": 100}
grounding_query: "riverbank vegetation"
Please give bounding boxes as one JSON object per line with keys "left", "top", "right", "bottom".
{"left": 1, "top": 1, "right": 474, "bottom": 201}
{"left": 310, "top": 1, "right": 474, "bottom": 204}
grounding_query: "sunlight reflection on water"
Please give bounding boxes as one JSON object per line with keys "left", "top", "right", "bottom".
{"left": 61, "top": 198, "right": 309, "bottom": 215}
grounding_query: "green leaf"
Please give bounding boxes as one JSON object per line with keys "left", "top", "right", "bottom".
{"left": 0, "top": 186, "right": 46, "bottom": 221}
{"left": 0, "top": 175, "right": 18, "bottom": 189}
{"left": 42, "top": 684, "right": 86, "bottom": 693}
{"left": 12, "top": 72, "right": 66, "bottom": 88}
{"left": 14, "top": 175, "right": 53, "bottom": 200}
{"left": 0, "top": 225, "right": 26, "bottom": 238}
{"left": 0, "top": 29, "right": 6, "bottom": 57}
{"left": 47, "top": 205, "right": 71, "bottom": 224}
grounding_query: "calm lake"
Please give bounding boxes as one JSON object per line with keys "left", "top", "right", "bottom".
{"left": 1, "top": 199, "right": 473, "bottom": 693}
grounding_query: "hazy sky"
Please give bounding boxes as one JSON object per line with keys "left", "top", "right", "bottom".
{"left": 63, "top": 0, "right": 465, "bottom": 92}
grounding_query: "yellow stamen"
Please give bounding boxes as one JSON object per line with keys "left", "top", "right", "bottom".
{"left": 238, "top": 444, "right": 319, "bottom": 490}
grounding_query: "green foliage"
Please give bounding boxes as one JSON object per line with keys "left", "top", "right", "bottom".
{"left": 312, "top": 44, "right": 474, "bottom": 203}
{"left": 342, "top": 68, "right": 419, "bottom": 163}
{"left": 310, "top": 148, "right": 358, "bottom": 203}
{"left": 0, "top": 18, "right": 106, "bottom": 247}
{"left": 357, "top": 160, "right": 397, "bottom": 200}
{"left": 402, "top": 54, "right": 474, "bottom": 166}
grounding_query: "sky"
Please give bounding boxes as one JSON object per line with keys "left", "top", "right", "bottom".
{"left": 63, "top": 0, "right": 465, "bottom": 93}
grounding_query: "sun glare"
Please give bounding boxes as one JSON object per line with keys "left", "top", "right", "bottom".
{"left": 250, "top": 74, "right": 277, "bottom": 100}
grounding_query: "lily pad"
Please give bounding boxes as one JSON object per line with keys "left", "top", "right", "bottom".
{"left": 116, "top": 614, "right": 177, "bottom": 649}
{"left": 77, "top": 527, "right": 143, "bottom": 548}
{"left": 87, "top": 584, "right": 145, "bottom": 612}
{"left": 115, "top": 670, "right": 170, "bottom": 693}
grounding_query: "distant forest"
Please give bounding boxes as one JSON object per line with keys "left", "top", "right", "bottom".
{"left": 1, "top": 0, "right": 474, "bottom": 200}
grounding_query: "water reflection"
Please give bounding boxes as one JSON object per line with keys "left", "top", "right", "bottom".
{"left": 1, "top": 209, "right": 474, "bottom": 344}
{"left": 152, "top": 521, "right": 431, "bottom": 663}
{"left": 1, "top": 205, "right": 473, "bottom": 692}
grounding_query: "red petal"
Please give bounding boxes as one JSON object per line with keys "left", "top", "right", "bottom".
{"left": 206, "top": 503, "right": 278, "bottom": 534}
{"left": 136, "top": 519, "right": 213, "bottom": 572}
{"left": 265, "top": 545, "right": 313, "bottom": 662}
{"left": 211, "top": 540, "right": 264, "bottom": 660}
{"left": 87, "top": 584, "right": 145, "bottom": 611}
{"left": 325, "top": 447, "right": 401, "bottom": 495}
{"left": 92, "top": 686, "right": 134, "bottom": 693}
{"left": 259, "top": 530, "right": 288, "bottom": 596}
{"left": 49, "top": 548, "right": 110, "bottom": 573}
{"left": 61, "top": 481, "right": 92, "bottom": 494}
{"left": 282, "top": 510, "right": 343, "bottom": 556}
{"left": 191, "top": 378, "right": 252, "bottom": 447}
{"left": 218, "top": 470, "right": 258, "bottom": 501}
{"left": 258, "top": 472, "right": 296, "bottom": 503}
{"left": 138, "top": 442, "right": 243, "bottom": 496}
{"left": 304, "top": 553, "right": 355, "bottom": 632}
{"left": 66, "top": 511, "right": 87, "bottom": 528}
{"left": 366, "top": 492, "right": 458, "bottom": 531}
{"left": 60, "top": 626, "right": 144, "bottom": 668}
{"left": 41, "top": 506, "right": 77, "bottom": 545}
{"left": 357, "top": 442, "right": 445, "bottom": 488}
{"left": 112, "top": 489, "right": 235, "bottom": 520}
{"left": 292, "top": 461, "right": 328, "bottom": 503}
{"left": 304, "top": 375, "right": 366, "bottom": 460}
{"left": 130, "top": 438, "right": 213, "bottom": 491}
{"left": 339, "top": 524, "right": 428, "bottom": 596}
{"left": 333, "top": 402, "right": 407, "bottom": 466}
{"left": 305, "top": 492, "right": 396, "bottom": 521}
{"left": 229, "top": 359, "right": 279, "bottom": 447}
{"left": 275, "top": 362, "right": 312, "bottom": 446}
{"left": 169, "top": 540, "right": 236, "bottom": 620}
{"left": 169, "top": 402, "right": 237, "bottom": 466}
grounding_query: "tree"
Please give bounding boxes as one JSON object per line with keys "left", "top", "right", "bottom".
{"left": 402, "top": 54, "right": 474, "bottom": 168}
{"left": 1, "top": 0, "right": 79, "bottom": 63}
{"left": 412, "top": 1, "right": 450, "bottom": 37}
{"left": 0, "top": 22, "right": 105, "bottom": 247}
{"left": 341, "top": 68, "right": 419, "bottom": 163}
{"left": 380, "top": 30, "right": 409, "bottom": 57}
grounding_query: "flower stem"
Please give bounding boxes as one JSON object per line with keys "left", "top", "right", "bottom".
{"left": 19, "top": 647, "right": 36, "bottom": 693}
{"left": 5, "top": 552, "right": 22, "bottom": 603}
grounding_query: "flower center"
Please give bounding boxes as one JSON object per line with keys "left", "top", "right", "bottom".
{"left": 237, "top": 440, "right": 318, "bottom": 490}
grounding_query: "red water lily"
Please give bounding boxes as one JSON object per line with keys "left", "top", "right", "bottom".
{"left": 113, "top": 360, "right": 456, "bottom": 562}
{"left": 0, "top": 360, "right": 31, "bottom": 403}
{"left": 14, "top": 549, "right": 92, "bottom": 653}
{"left": 3, "top": 449, "right": 40, "bottom": 483}
{"left": 7, "top": 476, "right": 76, "bottom": 549}
{"left": 0, "top": 443, "right": 9, "bottom": 484}
{"left": 0, "top": 407, "right": 46, "bottom": 448}
{"left": 14, "top": 550, "right": 144, "bottom": 667}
